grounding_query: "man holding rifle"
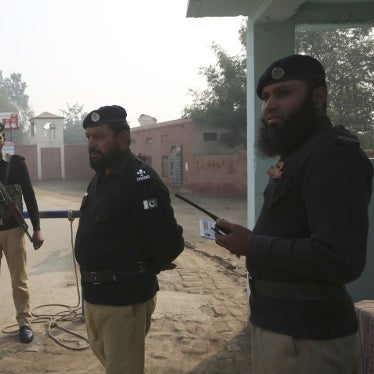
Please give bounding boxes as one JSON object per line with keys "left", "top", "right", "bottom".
{"left": 0, "top": 122, "right": 44, "bottom": 343}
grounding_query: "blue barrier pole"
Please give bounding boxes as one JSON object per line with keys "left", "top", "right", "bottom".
{"left": 23, "top": 210, "right": 80, "bottom": 219}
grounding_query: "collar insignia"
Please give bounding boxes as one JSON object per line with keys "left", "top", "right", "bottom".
{"left": 267, "top": 161, "right": 284, "bottom": 179}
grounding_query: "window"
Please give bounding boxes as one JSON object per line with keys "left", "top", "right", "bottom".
{"left": 203, "top": 132, "right": 218, "bottom": 141}
{"left": 145, "top": 137, "right": 152, "bottom": 144}
{"left": 131, "top": 138, "right": 136, "bottom": 145}
{"left": 162, "top": 156, "right": 168, "bottom": 177}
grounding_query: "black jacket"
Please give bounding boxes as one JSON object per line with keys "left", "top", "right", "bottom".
{"left": 248, "top": 117, "right": 373, "bottom": 339}
{"left": 75, "top": 149, "right": 184, "bottom": 306}
{"left": 0, "top": 153, "right": 40, "bottom": 231}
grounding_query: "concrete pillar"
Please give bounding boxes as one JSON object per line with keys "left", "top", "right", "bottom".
{"left": 246, "top": 19, "right": 296, "bottom": 227}
{"left": 347, "top": 159, "right": 374, "bottom": 301}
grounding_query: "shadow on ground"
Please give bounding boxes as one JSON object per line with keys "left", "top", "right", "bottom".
{"left": 188, "top": 327, "right": 251, "bottom": 374}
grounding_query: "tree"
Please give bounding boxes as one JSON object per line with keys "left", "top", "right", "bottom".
{"left": 0, "top": 85, "right": 17, "bottom": 112}
{"left": 61, "top": 102, "right": 87, "bottom": 144}
{"left": 296, "top": 27, "right": 374, "bottom": 135}
{"left": 0, "top": 72, "right": 34, "bottom": 123}
{"left": 183, "top": 24, "right": 247, "bottom": 149}
{"left": 0, "top": 71, "right": 34, "bottom": 143}
{"left": 184, "top": 24, "right": 373, "bottom": 150}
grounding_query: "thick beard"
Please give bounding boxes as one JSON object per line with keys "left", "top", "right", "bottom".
{"left": 256, "top": 94, "right": 319, "bottom": 159}
{"left": 89, "top": 144, "right": 123, "bottom": 171}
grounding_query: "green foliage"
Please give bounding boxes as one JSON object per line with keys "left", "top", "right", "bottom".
{"left": 0, "top": 71, "right": 34, "bottom": 144}
{"left": 61, "top": 102, "right": 85, "bottom": 128}
{"left": 358, "top": 132, "right": 374, "bottom": 151}
{"left": 0, "top": 71, "right": 34, "bottom": 118}
{"left": 184, "top": 23, "right": 373, "bottom": 150}
{"left": 60, "top": 102, "right": 87, "bottom": 144}
{"left": 183, "top": 24, "right": 247, "bottom": 149}
{"left": 0, "top": 85, "right": 17, "bottom": 112}
{"left": 296, "top": 27, "right": 374, "bottom": 137}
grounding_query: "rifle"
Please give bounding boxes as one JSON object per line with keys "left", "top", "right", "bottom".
{"left": 0, "top": 180, "right": 33, "bottom": 243}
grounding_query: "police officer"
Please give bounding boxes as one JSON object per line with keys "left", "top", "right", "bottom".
{"left": 215, "top": 55, "right": 373, "bottom": 373}
{"left": 74, "top": 105, "right": 184, "bottom": 373}
{"left": 0, "top": 123, "right": 44, "bottom": 343}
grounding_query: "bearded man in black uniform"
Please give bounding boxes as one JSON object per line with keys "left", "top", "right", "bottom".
{"left": 74, "top": 105, "right": 184, "bottom": 373}
{"left": 215, "top": 55, "right": 373, "bottom": 373}
{"left": 0, "top": 123, "right": 44, "bottom": 343}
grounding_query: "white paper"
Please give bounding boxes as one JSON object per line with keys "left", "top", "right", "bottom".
{"left": 199, "top": 219, "right": 216, "bottom": 240}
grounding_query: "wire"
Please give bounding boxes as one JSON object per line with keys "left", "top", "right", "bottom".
{"left": 2, "top": 214, "right": 89, "bottom": 350}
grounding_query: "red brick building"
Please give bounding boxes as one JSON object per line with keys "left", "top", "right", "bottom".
{"left": 14, "top": 115, "right": 246, "bottom": 196}
{"left": 130, "top": 118, "right": 247, "bottom": 196}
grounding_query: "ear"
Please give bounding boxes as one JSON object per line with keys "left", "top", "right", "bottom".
{"left": 312, "top": 86, "right": 327, "bottom": 111}
{"left": 118, "top": 130, "right": 130, "bottom": 150}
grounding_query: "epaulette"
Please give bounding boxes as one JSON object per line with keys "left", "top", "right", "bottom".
{"left": 334, "top": 126, "right": 360, "bottom": 147}
{"left": 12, "top": 154, "right": 26, "bottom": 161}
{"left": 1, "top": 153, "right": 25, "bottom": 162}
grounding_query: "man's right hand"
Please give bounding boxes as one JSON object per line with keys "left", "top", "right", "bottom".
{"left": 214, "top": 219, "right": 252, "bottom": 257}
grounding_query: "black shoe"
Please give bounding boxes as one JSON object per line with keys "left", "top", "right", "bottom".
{"left": 19, "top": 326, "right": 33, "bottom": 343}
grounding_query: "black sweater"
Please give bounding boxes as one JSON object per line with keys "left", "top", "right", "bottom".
{"left": 248, "top": 118, "right": 373, "bottom": 339}
{"left": 75, "top": 149, "right": 184, "bottom": 306}
{"left": 0, "top": 153, "right": 41, "bottom": 231}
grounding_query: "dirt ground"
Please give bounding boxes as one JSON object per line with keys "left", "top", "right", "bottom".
{"left": 0, "top": 179, "right": 250, "bottom": 374}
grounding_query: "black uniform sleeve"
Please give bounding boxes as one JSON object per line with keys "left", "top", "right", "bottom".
{"left": 134, "top": 175, "right": 184, "bottom": 273}
{"left": 15, "top": 156, "right": 41, "bottom": 231}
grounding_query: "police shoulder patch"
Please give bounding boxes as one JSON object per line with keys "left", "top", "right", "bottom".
{"left": 136, "top": 167, "right": 151, "bottom": 182}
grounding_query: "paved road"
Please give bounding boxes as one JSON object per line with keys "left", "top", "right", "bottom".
{"left": 0, "top": 179, "right": 251, "bottom": 373}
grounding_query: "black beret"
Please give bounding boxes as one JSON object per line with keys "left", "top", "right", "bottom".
{"left": 256, "top": 54, "right": 326, "bottom": 98}
{"left": 83, "top": 105, "right": 128, "bottom": 129}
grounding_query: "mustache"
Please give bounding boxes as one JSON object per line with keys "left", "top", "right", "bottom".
{"left": 89, "top": 148, "right": 103, "bottom": 155}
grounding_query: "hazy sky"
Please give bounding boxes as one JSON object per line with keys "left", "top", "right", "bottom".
{"left": 1, "top": 1, "right": 244, "bottom": 126}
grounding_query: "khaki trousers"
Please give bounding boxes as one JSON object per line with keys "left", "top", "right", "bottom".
{"left": 250, "top": 323, "right": 357, "bottom": 374}
{"left": 85, "top": 295, "right": 157, "bottom": 374}
{"left": 0, "top": 227, "right": 31, "bottom": 327}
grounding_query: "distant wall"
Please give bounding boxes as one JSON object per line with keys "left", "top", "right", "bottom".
{"left": 131, "top": 119, "right": 247, "bottom": 196}
{"left": 15, "top": 144, "right": 38, "bottom": 180}
{"left": 14, "top": 144, "right": 93, "bottom": 181}
{"left": 64, "top": 144, "right": 94, "bottom": 179}
{"left": 183, "top": 150, "right": 247, "bottom": 196}
{"left": 41, "top": 147, "right": 62, "bottom": 180}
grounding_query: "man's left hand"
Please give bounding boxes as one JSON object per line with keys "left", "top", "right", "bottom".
{"left": 32, "top": 230, "right": 44, "bottom": 250}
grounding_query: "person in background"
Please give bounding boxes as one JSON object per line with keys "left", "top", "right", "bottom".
{"left": 74, "top": 105, "right": 184, "bottom": 373}
{"left": 0, "top": 123, "right": 44, "bottom": 343}
{"left": 215, "top": 54, "right": 373, "bottom": 374}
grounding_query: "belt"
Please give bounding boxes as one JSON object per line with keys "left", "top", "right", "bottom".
{"left": 248, "top": 279, "right": 346, "bottom": 301}
{"left": 80, "top": 262, "right": 151, "bottom": 284}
